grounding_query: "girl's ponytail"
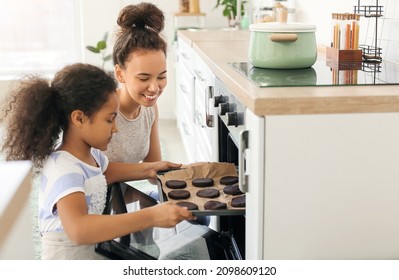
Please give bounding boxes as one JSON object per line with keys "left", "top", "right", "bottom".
{"left": 1, "top": 76, "right": 63, "bottom": 169}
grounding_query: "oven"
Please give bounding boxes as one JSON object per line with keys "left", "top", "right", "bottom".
{"left": 95, "top": 77, "right": 248, "bottom": 260}
{"left": 211, "top": 77, "right": 249, "bottom": 260}
{"left": 96, "top": 182, "right": 243, "bottom": 260}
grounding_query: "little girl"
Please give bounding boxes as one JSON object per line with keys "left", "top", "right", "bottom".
{"left": 0, "top": 63, "right": 194, "bottom": 259}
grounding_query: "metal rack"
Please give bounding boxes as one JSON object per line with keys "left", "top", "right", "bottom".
{"left": 354, "top": 0, "right": 383, "bottom": 62}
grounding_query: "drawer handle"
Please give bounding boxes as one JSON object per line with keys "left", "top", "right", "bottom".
{"left": 195, "top": 110, "right": 206, "bottom": 128}
{"left": 180, "top": 84, "right": 189, "bottom": 95}
{"left": 182, "top": 122, "right": 190, "bottom": 136}
{"left": 269, "top": 33, "right": 298, "bottom": 42}
{"left": 194, "top": 69, "right": 205, "bottom": 82}
{"left": 181, "top": 52, "right": 190, "bottom": 60}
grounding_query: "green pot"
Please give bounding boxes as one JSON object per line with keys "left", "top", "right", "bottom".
{"left": 249, "top": 22, "right": 317, "bottom": 69}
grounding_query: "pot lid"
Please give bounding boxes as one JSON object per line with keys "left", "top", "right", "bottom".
{"left": 249, "top": 22, "right": 316, "bottom": 33}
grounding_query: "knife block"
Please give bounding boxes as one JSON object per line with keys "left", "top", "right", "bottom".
{"left": 326, "top": 47, "right": 362, "bottom": 62}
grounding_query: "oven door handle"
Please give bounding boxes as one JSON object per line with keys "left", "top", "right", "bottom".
{"left": 205, "top": 86, "right": 214, "bottom": 127}
{"left": 239, "top": 130, "right": 249, "bottom": 193}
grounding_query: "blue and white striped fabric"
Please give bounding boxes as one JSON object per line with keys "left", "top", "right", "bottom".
{"left": 38, "top": 148, "right": 109, "bottom": 235}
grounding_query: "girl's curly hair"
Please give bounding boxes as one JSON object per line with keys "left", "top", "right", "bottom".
{"left": 1, "top": 63, "right": 117, "bottom": 169}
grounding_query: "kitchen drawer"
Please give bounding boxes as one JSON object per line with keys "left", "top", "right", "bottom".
{"left": 176, "top": 62, "right": 194, "bottom": 120}
{"left": 193, "top": 124, "right": 212, "bottom": 162}
{"left": 177, "top": 37, "right": 194, "bottom": 73}
{"left": 176, "top": 106, "right": 195, "bottom": 163}
{"left": 193, "top": 51, "right": 215, "bottom": 91}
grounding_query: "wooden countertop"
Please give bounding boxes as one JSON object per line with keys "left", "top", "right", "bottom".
{"left": 178, "top": 29, "right": 399, "bottom": 116}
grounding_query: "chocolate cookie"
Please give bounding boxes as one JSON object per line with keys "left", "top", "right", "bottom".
{"left": 176, "top": 201, "right": 198, "bottom": 210}
{"left": 220, "top": 175, "right": 239, "bottom": 185}
{"left": 204, "top": 200, "right": 227, "bottom": 210}
{"left": 196, "top": 188, "right": 220, "bottom": 198}
{"left": 165, "top": 180, "right": 187, "bottom": 189}
{"left": 231, "top": 195, "right": 245, "bottom": 208}
{"left": 223, "top": 184, "right": 243, "bottom": 195}
{"left": 192, "top": 178, "right": 214, "bottom": 187}
{"left": 168, "top": 190, "right": 190, "bottom": 200}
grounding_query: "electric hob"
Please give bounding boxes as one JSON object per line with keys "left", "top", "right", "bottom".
{"left": 229, "top": 59, "right": 399, "bottom": 88}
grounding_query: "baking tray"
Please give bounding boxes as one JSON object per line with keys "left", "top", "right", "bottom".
{"left": 156, "top": 163, "right": 245, "bottom": 217}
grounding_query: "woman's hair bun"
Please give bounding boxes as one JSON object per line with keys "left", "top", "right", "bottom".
{"left": 117, "top": 2, "right": 164, "bottom": 34}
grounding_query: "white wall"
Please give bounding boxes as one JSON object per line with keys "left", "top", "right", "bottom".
{"left": 2, "top": 1, "right": 397, "bottom": 119}
{"left": 80, "top": 0, "right": 227, "bottom": 120}
{"left": 253, "top": 0, "right": 399, "bottom": 63}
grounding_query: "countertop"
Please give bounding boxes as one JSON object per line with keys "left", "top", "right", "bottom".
{"left": 0, "top": 161, "right": 32, "bottom": 249}
{"left": 178, "top": 29, "right": 399, "bottom": 116}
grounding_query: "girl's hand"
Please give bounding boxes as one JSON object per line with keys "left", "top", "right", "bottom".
{"left": 149, "top": 202, "right": 196, "bottom": 228}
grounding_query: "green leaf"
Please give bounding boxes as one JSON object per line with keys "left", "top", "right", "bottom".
{"left": 97, "top": 41, "right": 107, "bottom": 50}
{"left": 86, "top": 46, "right": 100, "bottom": 53}
{"left": 103, "top": 54, "right": 112, "bottom": 62}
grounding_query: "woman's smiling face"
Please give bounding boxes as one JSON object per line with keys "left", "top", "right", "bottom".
{"left": 115, "top": 49, "right": 167, "bottom": 107}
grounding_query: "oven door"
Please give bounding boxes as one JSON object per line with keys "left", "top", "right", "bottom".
{"left": 95, "top": 183, "right": 241, "bottom": 260}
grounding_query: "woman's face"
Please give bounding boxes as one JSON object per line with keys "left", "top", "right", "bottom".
{"left": 115, "top": 49, "right": 167, "bottom": 107}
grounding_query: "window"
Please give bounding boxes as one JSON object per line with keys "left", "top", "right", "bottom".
{"left": 0, "top": 0, "right": 81, "bottom": 78}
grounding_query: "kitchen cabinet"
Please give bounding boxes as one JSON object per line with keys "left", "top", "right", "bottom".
{"left": 192, "top": 51, "right": 217, "bottom": 162}
{"left": 175, "top": 30, "right": 250, "bottom": 163}
{"left": 247, "top": 111, "right": 399, "bottom": 259}
{"left": 175, "top": 37, "right": 195, "bottom": 163}
{"left": 176, "top": 29, "right": 399, "bottom": 260}
{"left": 175, "top": 36, "right": 219, "bottom": 162}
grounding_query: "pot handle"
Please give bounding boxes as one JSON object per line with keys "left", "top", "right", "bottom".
{"left": 269, "top": 33, "right": 298, "bottom": 42}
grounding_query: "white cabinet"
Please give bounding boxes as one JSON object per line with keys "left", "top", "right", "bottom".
{"left": 175, "top": 38, "right": 218, "bottom": 163}
{"left": 245, "top": 110, "right": 399, "bottom": 259}
{"left": 193, "top": 51, "right": 218, "bottom": 162}
{"left": 175, "top": 38, "right": 195, "bottom": 163}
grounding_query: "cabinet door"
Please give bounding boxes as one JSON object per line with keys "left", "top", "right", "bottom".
{"left": 263, "top": 113, "right": 399, "bottom": 259}
{"left": 175, "top": 39, "right": 195, "bottom": 162}
{"left": 193, "top": 51, "right": 218, "bottom": 162}
{"left": 177, "top": 37, "right": 193, "bottom": 73}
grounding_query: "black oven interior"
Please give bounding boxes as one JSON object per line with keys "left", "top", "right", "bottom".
{"left": 217, "top": 116, "right": 246, "bottom": 260}
{"left": 96, "top": 182, "right": 244, "bottom": 260}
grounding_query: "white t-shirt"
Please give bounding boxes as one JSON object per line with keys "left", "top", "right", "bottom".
{"left": 39, "top": 148, "right": 109, "bottom": 234}
{"left": 104, "top": 106, "right": 155, "bottom": 163}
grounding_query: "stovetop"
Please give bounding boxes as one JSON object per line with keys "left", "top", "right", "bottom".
{"left": 229, "top": 59, "right": 399, "bottom": 88}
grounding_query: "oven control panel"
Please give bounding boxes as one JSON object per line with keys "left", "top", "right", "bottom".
{"left": 214, "top": 78, "right": 245, "bottom": 127}
{"left": 214, "top": 78, "right": 246, "bottom": 146}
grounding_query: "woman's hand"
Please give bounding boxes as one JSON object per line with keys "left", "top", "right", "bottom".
{"left": 105, "top": 161, "right": 182, "bottom": 184}
{"left": 181, "top": 161, "right": 209, "bottom": 169}
{"left": 147, "top": 161, "right": 182, "bottom": 179}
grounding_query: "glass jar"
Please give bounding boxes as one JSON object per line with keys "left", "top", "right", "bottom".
{"left": 179, "top": 0, "right": 189, "bottom": 13}
{"left": 253, "top": 7, "right": 275, "bottom": 23}
{"left": 189, "top": 0, "right": 200, "bottom": 13}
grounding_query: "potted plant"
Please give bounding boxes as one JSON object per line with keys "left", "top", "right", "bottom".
{"left": 86, "top": 32, "right": 112, "bottom": 69}
{"left": 214, "top": 0, "right": 247, "bottom": 27}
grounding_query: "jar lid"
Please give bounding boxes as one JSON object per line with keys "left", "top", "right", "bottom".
{"left": 249, "top": 22, "right": 316, "bottom": 33}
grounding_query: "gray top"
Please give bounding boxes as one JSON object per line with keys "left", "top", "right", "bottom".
{"left": 104, "top": 106, "right": 155, "bottom": 163}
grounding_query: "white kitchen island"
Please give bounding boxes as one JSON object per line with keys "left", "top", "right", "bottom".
{"left": 177, "top": 29, "right": 399, "bottom": 260}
